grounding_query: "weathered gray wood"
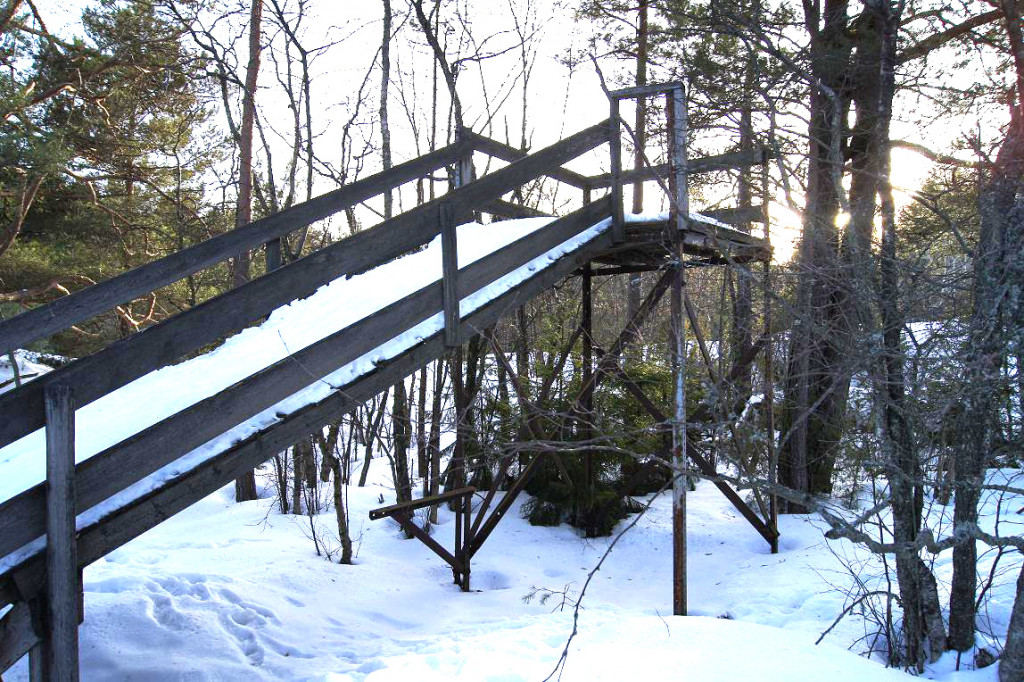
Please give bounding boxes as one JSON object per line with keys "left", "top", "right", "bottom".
{"left": 0, "top": 602, "right": 37, "bottom": 672}
{"left": 440, "top": 203, "right": 460, "bottom": 347}
{"left": 607, "top": 364, "right": 778, "bottom": 546}
{"left": 609, "top": 99, "right": 625, "bottom": 243}
{"left": 461, "top": 492, "right": 472, "bottom": 592}
{"left": 587, "top": 147, "right": 771, "bottom": 188}
{"left": 0, "top": 142, "right": 471, "bottom": 354}
{"left": 393, "top": 511, "right": 464, "bottom": 574}
{"left": 265, "top": 238, "right": 282, "bottom": 273}
{"left": 1, "top": 218, "right": 616, "bottom": 609}
{"left": 368, "top": 487, "right": 474, "bottom": 520}
{"left": 458, "top": 130, "right": 592, "bottom": 189}
{"left": 0, "top": 198, "right": 613, "bottom": 568}
{"left": 44, "top": 385, "right": 79, "bottom": 681}
{"left": 28, "top": 643, "right": 43, "bottom": 681}
{"left": 482, "top": 199, "right": 551, "bottom": 220}
{"left": 0, "top": 123, "right": 611, "bottom": 453}
{"left": 700, "top": 206, "right": 766, "bottom": 226}
{"left": 610, "top": 82, "right": 685, "bottom": 99}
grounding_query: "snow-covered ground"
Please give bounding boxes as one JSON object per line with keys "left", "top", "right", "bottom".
{"left": 0, "top": 350, "right": 55, "bottom": 396}
{"left": 6, "top": 459, "right": 1017, "bottom": 681}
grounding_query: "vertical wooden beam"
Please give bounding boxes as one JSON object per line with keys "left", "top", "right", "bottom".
{"left": 583, "top": 183, "right": 592, "bottom": 206}
{"left": 440, "top": 202, "right": 461, "bottom": 348}
{"left": 455, "top": 128, "right": 474, "bottom": 189}
{"left": 454, "top": 497, "right": 463, "bottom": 587}
{"left": 609, "top": 99, "right": 625, "bottom": 243}
{"left": 667, "top": 87, "right": 689, "bottom": 238}
{"left": 44, "top": 384, "right": 80, "bottom": 681}
{"left": 581, "top": 264, "right": 594, "bottom": 497}
{"left": 455, "top": 127, "right": 474, "bottom": 222}
{"left": 265, "top": 237, "right": 282, "bottom": 273}
{"left": 761, "top": 162, "right": 779, "bottom": 554}
{"left": 451, "top": 344, "right": 467, "bottom": 493}
{"left": 667, "top": 85, "right": 688, "bottom": 617}
{"left": 462, "top": 491, "right": 472, "bottom": 592}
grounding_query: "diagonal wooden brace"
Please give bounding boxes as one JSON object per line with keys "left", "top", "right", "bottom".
{"left": 604, "top": 363, "right": 779, "bottom": 546}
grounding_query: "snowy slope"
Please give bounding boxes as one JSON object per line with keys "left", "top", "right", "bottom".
{"left": 1, "top": 464, "right": 944, "bottom": 681}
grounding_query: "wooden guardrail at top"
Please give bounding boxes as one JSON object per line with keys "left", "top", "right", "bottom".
{"left": 586, "top": 146, "right": 772, "bottom": 188}
{"left": 0, "top": 121, "right": 612, "bottom": 453}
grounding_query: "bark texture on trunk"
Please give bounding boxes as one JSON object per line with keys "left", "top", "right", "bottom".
{"left": 1001, "top": 564, "right": 1024, "bottom": 681}
{"left": 233, "top": 0, "right": 263, "bottom": 503}
{"left": 779, "top": 0, "right": 853, "bottom": 507}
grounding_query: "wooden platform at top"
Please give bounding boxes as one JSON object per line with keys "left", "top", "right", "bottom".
{"left": 589, "top": 214, "right": 771, "bottom": 272}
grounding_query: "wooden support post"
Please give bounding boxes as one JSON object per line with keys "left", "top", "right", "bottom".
{"left": 28, "top": 641, "right": 43, "bottom": 681}
{"left": 265, "top": 237, "right": 282, "bottom": 273}
{"left": 670, "top": 264, "right": 687, "bottom": 618}
{"left": 581, "top": 264, "right": 594, "bottom": 497}
{"left": 668, "top": 84, "right": 688, "bottom": 618}
{"left": 762, "top": 163, "right": 779, "bottom": 554}
{"left": 455, "top": 128, "right": 474, "bottom": 222}
{"left": 462, "top": 491, "right": 472, "bottom": 592}
{"left": 43, "top": 384, "right": 79, "bottom": 681}
{"left": 451, "top": 344, "right": 467, "bottom": 495}
{"left": 454, "top": 497, "right": 463, "bottom": 587}
{"left": 609, "top": 100, "right": 625, "bottom": 243}
{"left": 582, "top": 183, "right": 592, "bottom": 206}
{"left": 666, "top": 86, "right": 689, "bottom": 239}
{"left": 440, "top": 202, "right": 460, "bottom": 348}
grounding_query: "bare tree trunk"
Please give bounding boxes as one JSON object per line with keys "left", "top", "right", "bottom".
{"left": 328, "top": 452, "right": 353, "bottom": 564}
{"left": 412, "top": 0, "right": 463, "bottom": 131}
{"left": 358, "top": 390, "right": 390, "bottom": 487}
{"left": 779, "top": 0, "right": 852, "bottom": 508}
{"left": 951, "top": 1, "right": 1024, "bottom": 651}
{"left": 233, "top": 0, "right": 263, "bottom": 503}
{"left": 626, "top": 0, "right": 649, "bottom": 332}
{"left": 417, "top": 365, "right": 428, "bottom": 487}
{"left": 380, "top": 0, "right": 393, "bottom": 217}
{"left": 392, "top": 378, "right": 413, "bottom": 504}
{"left": 428, "top": 359, "right": 445, "bottom": 524}
{"left": 732, "top": 17, "right": 755, "bottom": 406}
{"left": 291, "top": 439, "right": 306, "bottom": 515}
{"left": 1001, "top": 563, "right": 1024, "bottom": 681}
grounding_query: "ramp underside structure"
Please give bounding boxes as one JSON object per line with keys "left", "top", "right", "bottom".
{"left": 0, "top": 84, "right": 774, "bottom": 676}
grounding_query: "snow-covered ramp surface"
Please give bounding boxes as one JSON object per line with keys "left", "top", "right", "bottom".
{"left": 0, "top": 216, "right": 608, "bottom": 521}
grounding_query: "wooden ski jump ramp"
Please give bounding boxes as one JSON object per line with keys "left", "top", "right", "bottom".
{"left": 0, "top": 83, "right": 772, "bottom": 677}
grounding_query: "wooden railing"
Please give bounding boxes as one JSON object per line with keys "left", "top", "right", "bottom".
{"left": 0, "top": 121, "right": 613, "bottom": 591}
{"left": 0, "top": 121, "right": 611, "bottom": 452}
{"left": 0, "top": 101, "right": 776, "bottom": 674}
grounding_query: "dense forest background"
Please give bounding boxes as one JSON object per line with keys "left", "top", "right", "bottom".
{"left": 1, "top": 0, "right": 1023, "bottom": 678}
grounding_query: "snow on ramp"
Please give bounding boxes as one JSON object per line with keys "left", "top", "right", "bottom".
{"left": 0, "top": 216, "right": 609, "bottom": 555}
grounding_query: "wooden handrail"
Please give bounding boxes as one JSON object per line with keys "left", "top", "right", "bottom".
{"left": 0, "top": 141, "right": 473, "bottom": 354}
{"left": 0, "top": 200, "right": 617, "bottom": 621}
{"left": 0, "top": 122, "right": 611, "bottom": 452}
{"left": 587, "top": 147, "right": 772, "bottom": 189}
{"left": 459, "top": 129, "right": 592, "bottom": 189}
{"left": 0, "top": 197, "right": 613, "bottom": 563}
